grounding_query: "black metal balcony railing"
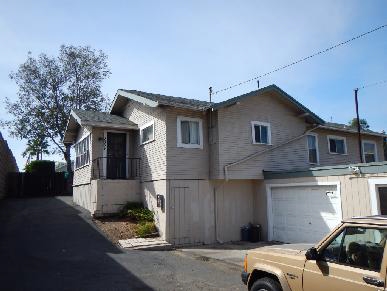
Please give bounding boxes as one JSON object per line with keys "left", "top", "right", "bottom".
{"left": 92, "top": 157, "right": 140, "bottom": 180}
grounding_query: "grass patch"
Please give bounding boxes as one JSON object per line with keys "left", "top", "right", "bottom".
{"left": 119, "top": 202, "right": 157, "bottom": 237}
{"left": 119, "top": 202, "right": 154, "bottom": 222}
{"left": 135, "top": 221, "right": 157, "bottom": 237}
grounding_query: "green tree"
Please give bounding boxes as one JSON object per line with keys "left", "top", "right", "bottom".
{"left": 3, "top": 45, "right": 111, "bottom": 173}
{"left": 348, "top": 118, "right": 370, "bottom": 130}
{"left": 22, "top": 136, "right": 50, "bottom": 161}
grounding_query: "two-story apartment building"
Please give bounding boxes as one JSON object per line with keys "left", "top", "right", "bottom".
{"left": 64, "top": 84, "right": 387, "bottom": 244}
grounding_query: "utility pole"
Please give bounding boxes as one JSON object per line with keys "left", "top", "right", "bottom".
{"left": 354, "top": 88, "right": 363, "bottom": 163}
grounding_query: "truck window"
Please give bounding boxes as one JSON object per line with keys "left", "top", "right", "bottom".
{"left": 320, "top": 227, "right": 386, "bottom": 272}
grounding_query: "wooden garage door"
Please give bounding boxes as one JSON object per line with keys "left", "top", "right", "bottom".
{"left": 168, "top": 180, "right": 207, "bottom": 246}
{"left": 270, "top": 184, "right": 342, "bottom": 243}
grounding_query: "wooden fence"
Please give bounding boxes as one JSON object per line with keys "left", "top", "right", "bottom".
{"left": 7, "top": 172, "right": 70, "bottom": 197}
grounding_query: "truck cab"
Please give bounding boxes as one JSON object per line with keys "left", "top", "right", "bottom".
{"left": 242, "top": 216, "right": 387, "bottom": 291}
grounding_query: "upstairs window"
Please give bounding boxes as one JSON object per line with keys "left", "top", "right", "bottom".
{"left": 74, "top": 135, "right": 90, "bottom": 169}
{"left": 307, "top": 134, "right": 319, "bottom": 164}
{"left": 251, "top": 121, "right": 271, "bottom": 145}
{"left": 328, "top": 136, "right": 347, "bottom": 155}
{"left": 140, "top": 120, "right": 155, "bottom": 145}
{"left": 363, "top": 141, "right": 377, "bottom": 163}
{"left": 177, "top": 116, "right": 203, "bottom": 149}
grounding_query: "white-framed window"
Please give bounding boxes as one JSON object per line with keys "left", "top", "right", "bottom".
{"left": 307, "top": 134, "right": 319, "bottom": 164}
{"left": 363, "top": 140, "right": 377, "bottom": 163}
{"left": 327, "top": 135, "right": 347, "bottom": 155}
{"left": 251, "top": 121, "right": 271, "bottom": 145}
{"left": 140, "top": 120, "right": 155, "bottom": 145}
{"left": 177, "top": 116, "right": 203, "bottom": 149}
{"left": 74, "top": 135, "right": 90, "bottom": 169}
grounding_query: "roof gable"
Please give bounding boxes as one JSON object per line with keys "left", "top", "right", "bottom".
{"left": 63, "top": 109, "right": 137, "bottom": 144}
{"left": 111, "top": 89, "right": 211, "bottom": 114}
{"left": 110, "top": 85, "right": 324, "bottom": 124}
{"left": 212, "top": 85, "right": 324, "bottom": 124}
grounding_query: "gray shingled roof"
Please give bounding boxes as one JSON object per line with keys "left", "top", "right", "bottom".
{"left": 323, "top": 122, "right": 386, "bottom": 137}
{"left": 120, "top": 89, "right": 211, "bottom": 111}
{"left": 118, "top": 85, "right": 324, "bottom": 124}
{"left": 72, "top": 109, "right": 137, "bottom": 127}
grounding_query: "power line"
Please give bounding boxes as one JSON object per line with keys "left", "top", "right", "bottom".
{"left": 214, "top": 24, "right": 387, "bottom": 95}
{"left": 358, "top": 79, "right": 387, "bottom": 90}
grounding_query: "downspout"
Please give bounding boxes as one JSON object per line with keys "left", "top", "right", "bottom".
{"left": 224, "top": 125, "right": 321, "bottom": 180}
{"left": 207, "top": 100, "right": 224, "bottom": 244}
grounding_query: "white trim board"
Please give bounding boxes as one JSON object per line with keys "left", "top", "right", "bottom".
{"left": 368, "top": 178, "right": 387, "bottom": 215}
{"left": 176, "top": 116, "right": 204, "bottom": 149}
{"left": 265, "top": 181, "right": 342, "bottom": 241}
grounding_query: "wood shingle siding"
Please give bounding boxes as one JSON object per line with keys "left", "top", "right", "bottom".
{"left": 313, "top": 128, "right": 384, "bottom": 165}
{"left": 165, "top": 107, "right": 209, "bottom": 180}
{"left": 73, "top": 126, "right": 92, "bottom": 186}
{"left": 215, "top": 91, "right": 310, "bottom": 179}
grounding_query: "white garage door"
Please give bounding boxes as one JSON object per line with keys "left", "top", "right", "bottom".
{"left": 270, "top": 184, "right": 342, "bottom": 243}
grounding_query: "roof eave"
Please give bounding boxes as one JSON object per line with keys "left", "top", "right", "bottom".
{"left": 63, "top": 111, "right": 80, "bottom": 145}
{"left": 319, "top": 125, "right": 387, "bottom": 138}
{"left": 82, "top": 121, "right": 138, "bottom": 130}
{"left": 110, "top": 90, "right": 159, "bottom": 114}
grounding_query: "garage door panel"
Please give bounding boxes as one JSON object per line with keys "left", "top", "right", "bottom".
{"left": 271, "top": 185, "right": 341, "bottom": 244}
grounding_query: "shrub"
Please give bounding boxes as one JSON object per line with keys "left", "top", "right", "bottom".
{"left": 119, "top": 202, "right": 154, "bottom": 222}
{"left": 25, "top": 160, "right": 55, "bottom": 174}
{"left": 135, "top": 221, "right": 157, "bottom": 237}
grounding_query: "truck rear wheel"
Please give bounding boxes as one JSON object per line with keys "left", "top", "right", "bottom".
{"left": 250, "top": 277, "right": 282, "bottom": 291}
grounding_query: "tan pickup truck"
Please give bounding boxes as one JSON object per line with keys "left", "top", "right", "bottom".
{"left": 242, "top": 216, "right": 387, "bottom": 291}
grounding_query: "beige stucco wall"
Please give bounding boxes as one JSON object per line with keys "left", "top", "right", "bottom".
{"left": 142, "top": 180, "right": 168, "bottom": 240}
{"left": 73, "top": 179, "right": 141, "bottom": 216}
{"left": 73, "top": 184, "right": 95, "bottom": 213}
{"left": 0, "top": 133, "right": 18, "bottom": 198}
{"left": 256, "top": 172, "right": 387, "bottom": 240}
{"left": 94, "top": 179, "right": 141, "bottom": 215}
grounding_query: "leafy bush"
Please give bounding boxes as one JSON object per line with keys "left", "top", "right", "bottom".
{"left": 119, "top": 202, "right": 154, "bottom": 222}
{"left": 135, "top": 221, "right": 157, "bottom": 237}
{"left": 25, "top": 160, "right": 55, "bottom": 174}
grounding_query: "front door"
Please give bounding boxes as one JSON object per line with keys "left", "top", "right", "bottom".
{"left": 106, "top": 132, "right": 127, "bottom": 179}
{"left": 378, "top": 186, "right": 387, "bottom": 215}
{"left": 303, "top": 225, "right": 387, "bottom": 291}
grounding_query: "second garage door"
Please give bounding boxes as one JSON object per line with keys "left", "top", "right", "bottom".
{"left": 269, "top": 184, "right": 342, "bottom": 243}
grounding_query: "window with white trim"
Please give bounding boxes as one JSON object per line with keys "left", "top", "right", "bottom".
{"left": 177, "top": 116, "right": 203, "bottom": 148}
{"left": 74, "top": 135, "right": 90, "bottom": 169}
{"left": 140, "top": 120, "right": 155, "bottom": 145}
{"left": 251, "top": 121, "right": 271, "bottom": 145}
{"left": 363, "top": 141, "right": 377, "bottom": 163}
{"left": 307, "top": 134, "right": 319, "bottom": 164}
{"left": 328, "top": 136, "right": 347, "bottom": 154}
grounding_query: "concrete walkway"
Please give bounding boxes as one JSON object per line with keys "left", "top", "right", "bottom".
{"left": 119, "top": 237, "right": 172, "bottom": 250}
{"left": 177, "top": 241, "right": 281, "bottom": 267}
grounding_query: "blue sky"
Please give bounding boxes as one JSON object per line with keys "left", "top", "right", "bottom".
{"left": 0, "top": 0, "right": 386, "bottom": 168}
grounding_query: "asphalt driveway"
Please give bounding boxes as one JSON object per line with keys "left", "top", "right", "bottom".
{"left": 0, "top": 196, "right": 244, "bottom": 291}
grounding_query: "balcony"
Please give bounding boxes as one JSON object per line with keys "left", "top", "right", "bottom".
{"left": 92, "top": 157, "right": 140, "bottom": 180}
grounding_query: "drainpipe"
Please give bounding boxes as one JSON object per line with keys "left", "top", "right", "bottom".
{"left": 224, "top": 125, "right": 321, "bottom": 180}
